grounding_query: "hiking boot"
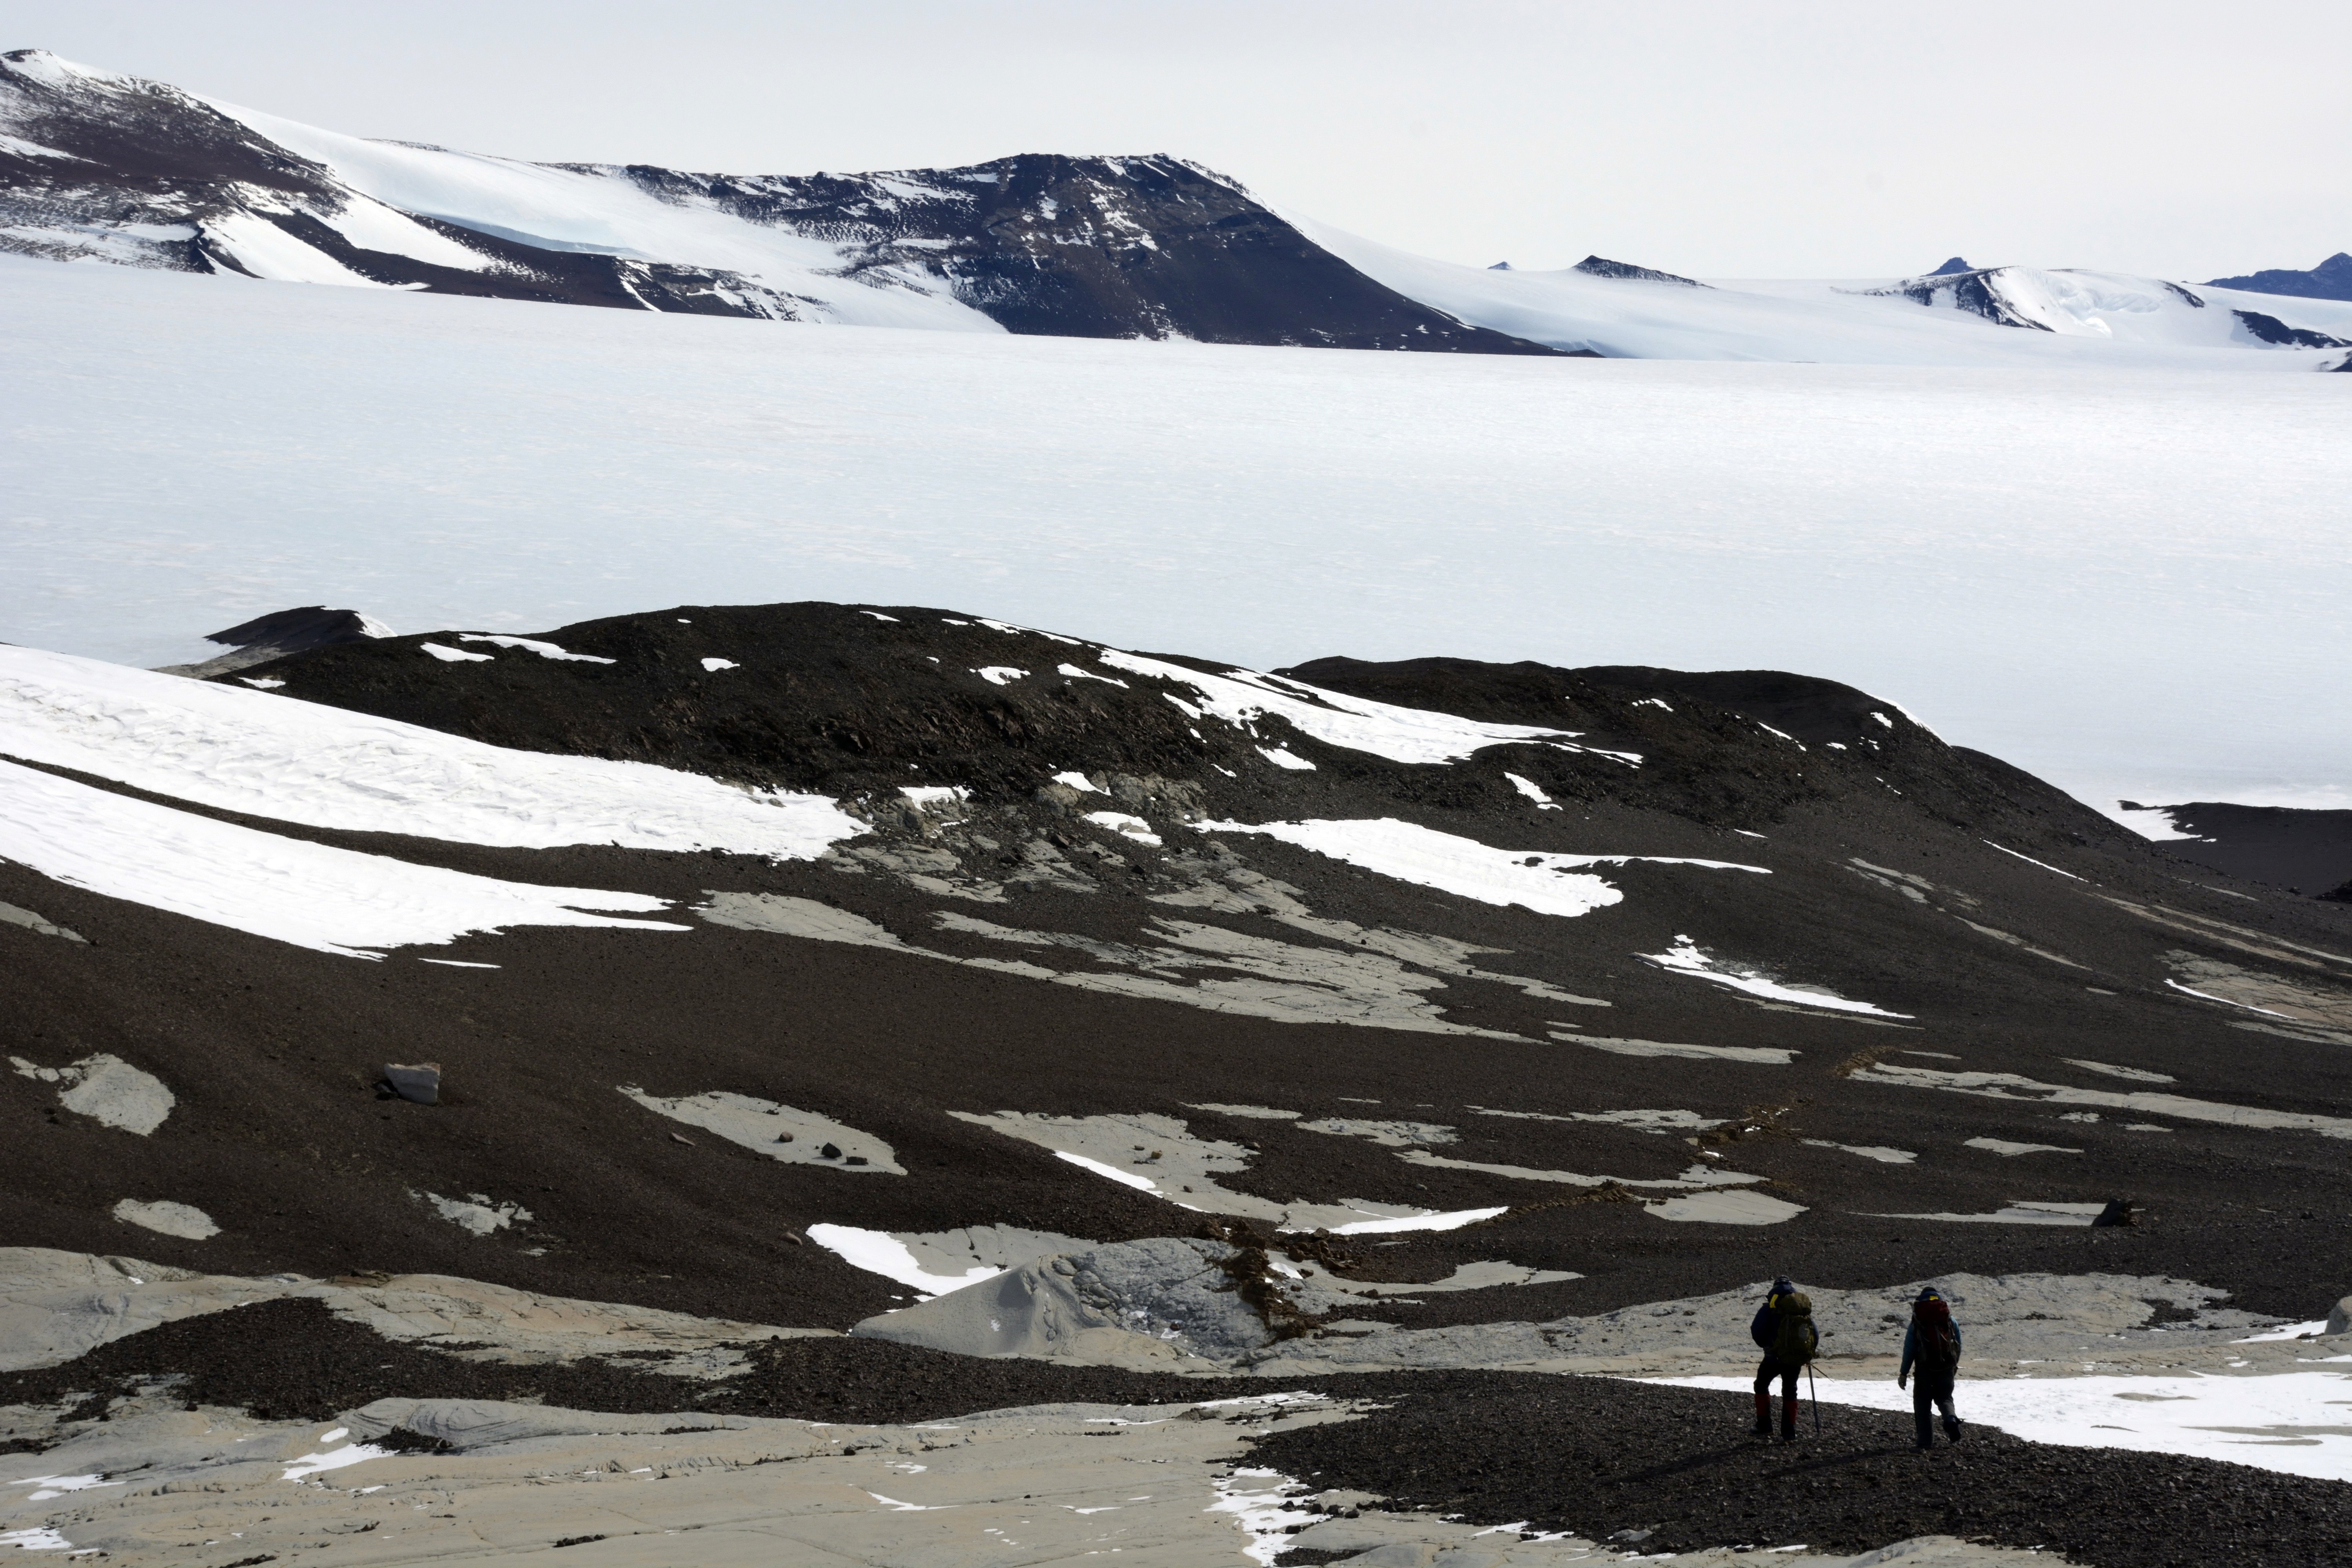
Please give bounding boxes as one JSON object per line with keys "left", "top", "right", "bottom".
{"left": 1944, "top": 1417, "right": 1963, "bottom": 1443}
{"left": 1750, "top": 1419, "right": 1773, "bottom": 1438}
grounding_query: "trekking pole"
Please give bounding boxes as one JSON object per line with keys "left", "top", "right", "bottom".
{"left": 1809, "top": 1363, "right": 1819, "bottom": 1434}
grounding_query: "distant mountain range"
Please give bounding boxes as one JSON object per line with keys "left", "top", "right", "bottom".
{"left": 3, "top": 48, "right": 2347, "bottom": 367}
{"left": 2206, "top": 252, "right": 2352, "bottom": 302}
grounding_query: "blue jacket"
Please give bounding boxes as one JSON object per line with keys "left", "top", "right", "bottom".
{"left": 1900, "top": 1316, "right": 1963, "bottom": 1381}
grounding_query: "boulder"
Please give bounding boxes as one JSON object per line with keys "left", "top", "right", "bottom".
{"left": 2325, "top": 1296, "right": 2352, "bottom": 1336}
{"left": 385, "top": 1062, "right": 441, "bottom": 1105}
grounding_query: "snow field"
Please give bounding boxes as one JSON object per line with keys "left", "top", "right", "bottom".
{"left": 0, "top": 758, "right": 685, "bottom": 959}
{"left": 0, "top": 644, "right": 864, "bottom": 858}
{"left": 1651, "top": 1370, "right": 2352, "bottom": 1483}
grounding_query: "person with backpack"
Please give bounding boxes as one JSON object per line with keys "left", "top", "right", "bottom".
{"left": 1748, "top": 1277, "right": 1818, "bottom": 1440}
{"left": 1898, "top": 1286, "right": 1965, "bottom": 1449}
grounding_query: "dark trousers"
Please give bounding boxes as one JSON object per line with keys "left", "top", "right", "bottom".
{"left": 1753, "top": 1356, "right": 1800, "bottom": 1435}
{"left": 1912, "top": 1369, "right": 1959, "bottom": 1446}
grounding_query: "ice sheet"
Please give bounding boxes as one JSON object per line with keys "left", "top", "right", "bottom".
{"left": 6, "top": 258, "right": 2350, "bottom": 814}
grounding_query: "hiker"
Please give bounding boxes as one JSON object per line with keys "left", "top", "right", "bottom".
{"left": 1898, "top": 1286, "right": 1965, "bottom": 1449}
{"left": 1748, "top": 1276, "right": 1818, "bottom": 1440}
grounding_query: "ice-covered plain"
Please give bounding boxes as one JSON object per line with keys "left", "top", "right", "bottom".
{"left": 3, "top": 258, "right": 2344, "bottom": 819}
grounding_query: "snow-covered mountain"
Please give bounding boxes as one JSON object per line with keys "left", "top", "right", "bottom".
{"left": 5, "top": 46, "right": 2348, "bottom": 367}
{"left": 1298, "top": 216, "right": 2352, "bottom": 366}
{"left": 0, "top": 48, "right": 1553, "bottom": 353}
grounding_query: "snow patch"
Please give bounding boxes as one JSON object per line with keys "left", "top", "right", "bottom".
{"left": 1504, "top": 773, "right": 1561, "bottom": 809}
{"left": 1641, "top": 936, "right": 1911, "bottom": 1018}
{"left": 1095, "top": 651, "right": 1597, "bottom": 766}
{"left": 0, "top": 645, "right": 864, "bottom": 859}
{"left": 1198, "top": 818, "right": 1763, "bottom": 921}
{"left": 1083, "top": 811, "right": 1162, "bottom": 847}
{"left": 456, "top": 633, "right": 615, "bottom": 664}
{"left": 620, "top": 1087, "right": 904, "bottom": 1172}
{"left": 0, "top": 759, "right": 685, "bottom": 958}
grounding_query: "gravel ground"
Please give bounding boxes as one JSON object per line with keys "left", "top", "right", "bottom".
{"left": 1249, "top": 1373, "right": 2352, "bottom": 1568}
{"left": 9, "top": 1302, "right": 2350, "bottom": 1568}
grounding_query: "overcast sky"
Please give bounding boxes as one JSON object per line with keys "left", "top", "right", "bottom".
{"left": 11, "top": 1, "right": 2347, "bottom": 278}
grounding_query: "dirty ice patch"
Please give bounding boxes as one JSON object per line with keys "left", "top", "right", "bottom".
{"left": 455, "top": 633, "right": 615, "bottom": 664}
{"left": 703, "top": 893, "right": 1521, "bottom": 1039}
{"left": 1296, "top": 1115, "right": 1457, "bottom": 1147}
{"left": 0, "top": 759, "right": 686, "bottom": 959}
{"left": 2065, "top": 1059, "right": 2176, "bottom": 1085}
{"left": 111, "top": 1198, "right": 218, "bottom": 1240}
{"left": 1851, "top": 1061, "right": 2352, "bottom": 1139}
{"left": 950, "top": 1110, "right": 1503, "bottom": 1233}
{"left": 1802, "top": 1139, "right": 1918, "bottom": 1164}
{"left": 1474, "top": 1106, "right": 1729, "bottom": 1134}
{"left": 1552, "top": 1033, "right": 1797, "bottom": 1065}
{"left": 1209, "top": 1467, "right": 1326, "bottom": 1565}
{"left": 0, "top": 898, "right": 85, "bottom": 942}
{"left": 1642, "top": 937, "right": 1912, "bottom": 1018}
{"left": 1864, "top": 1201, "right": 2108, "bottom": 1227}
{"left": 620, "top": 1087, "right": 904, "bottom": 1172}
{"left": 1083, "top": 811, "right": 1162, "bottom": 847}
{"left": 1096, "top": 651, "right": 1596, "bottom": 766}
{"left": 1398, "top": 1149, "right": 1764, "bottom": 1192}
{"left": 1198, "top": 818, "right": 1763, "bottom": 920}
{"left": 1644, "top": 1189, "right": 1807, "bottom": 1225}
{"left": 9, "top": 1053, "right": 173, "bottom": 1134}
{"left": 282, "top": 1439, "right": 394, "bottom": 1482}
{"left": 416, "top": 1191, "right": 533, "bottom": 1236}
{"left": 1650, "top": 1370, "right": 2352, "bottom": 1483}
{"left": 0, "top": 645, "right": 864, "bottom": 858}
{"left": 1965, "top": 1138, "right": 2082, "bottom": 1157}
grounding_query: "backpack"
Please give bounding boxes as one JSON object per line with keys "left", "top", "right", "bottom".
{"left": 1770, "top": 1292, "right": 1818, "bottom": 1365}
{"left": 1913, "top": 1296, "right": 1960, "bottom": 1369}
